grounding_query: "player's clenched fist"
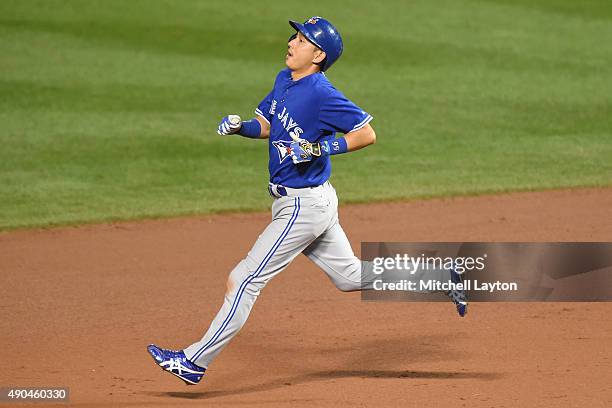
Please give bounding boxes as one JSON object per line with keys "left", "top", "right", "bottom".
{"left": 217, "top": 115, "right": 242, "bottom": 135}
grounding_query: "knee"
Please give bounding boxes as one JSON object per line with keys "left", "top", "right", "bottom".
{"left": 227, "top": 259, "right": 269, "bottom": 297}
{"left": 226, "top": 259, "right": 251, "bottom": 295}
{"left": 226, "top": 274, "right": 239, "bottom": 294}
{"left": 331, "top": 262, "right": 363, "bottom": 292}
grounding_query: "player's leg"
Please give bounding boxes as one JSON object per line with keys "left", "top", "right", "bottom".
{"left": 304, "top": 219, "right": 458, "bottom": 292}
{"left": 183, "top": 195, "right": 329, "bottom": 368}
{"left": 302, "top": 183, "right": 451, "bottom": 292}
{"left": 302, "top": 185, "right": 467, "bottom": 316}
{"left": 302, "top": 218, "right": 371, "bottom": 291}
{"left": 300, "top": 184, "right": 376, "bottom": 291}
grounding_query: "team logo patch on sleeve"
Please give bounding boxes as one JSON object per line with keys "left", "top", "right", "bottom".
{"left": 272, "top": 140, "right": 295, "bottom": 163}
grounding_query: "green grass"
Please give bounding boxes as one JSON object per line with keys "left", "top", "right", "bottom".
{"left": 1, "top": 0, "right": 611, "bottom": 230}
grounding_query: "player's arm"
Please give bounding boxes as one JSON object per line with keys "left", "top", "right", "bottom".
{"left": 217, "top": 115, "right": 269, "bottom": 139}
{"left": 312, "top": 124, "right": 376, "bottom": 157}
{"left": 217, "top": 86, "right": 274, "bottom": 138}
{"left": 254, "top": 115, "right": 270, "bottom": 139}
{"left": 305, "top": 88, "right": 376, "bottom": 157}
{"left": 289, "top": 124, "right": 376, "bottom": 164}
{"left": 344, "top": 123, "right": 376, "bottom": 151}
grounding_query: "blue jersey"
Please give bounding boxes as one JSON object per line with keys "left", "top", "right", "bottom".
{"left": 255, "top": 69, "right": 373, "bottom": 188}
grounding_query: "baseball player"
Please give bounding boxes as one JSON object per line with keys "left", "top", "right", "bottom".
{"left": 147, "top": 16, "right": 467, "bottom": 385}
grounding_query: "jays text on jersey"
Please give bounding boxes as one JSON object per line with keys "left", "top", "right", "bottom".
{"left": 255, "top": 68, "right": 373, "bottom": 188}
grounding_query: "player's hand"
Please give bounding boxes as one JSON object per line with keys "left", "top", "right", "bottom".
{"left": 217, "top": 115, "right": 242, "bottom": 135}
{"left": 289, "top": 140, "right": 323, "bottom": 164}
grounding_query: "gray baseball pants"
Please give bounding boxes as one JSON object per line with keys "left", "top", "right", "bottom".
{"left": 184, "top": 182, "right": 447, "bottom": 368}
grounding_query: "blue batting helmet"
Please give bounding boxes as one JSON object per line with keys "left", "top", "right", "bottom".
{"left": 289, "top": 16, "right": 343, "bottom": 71}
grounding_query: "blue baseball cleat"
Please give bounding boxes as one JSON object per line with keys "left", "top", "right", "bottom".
{"left": 147, "top": 344, "right": 206, "bottom": 385}
{"left": 447, "top": 267, "right": 468, "bottom": 317}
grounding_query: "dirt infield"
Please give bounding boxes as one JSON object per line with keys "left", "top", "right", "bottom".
{"left": 1, "top": 188, "right": 611, "bottom": 407}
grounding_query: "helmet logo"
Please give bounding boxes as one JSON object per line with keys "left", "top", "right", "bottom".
{"left": 306, "top": 17, "right": 320, "bottom": 25}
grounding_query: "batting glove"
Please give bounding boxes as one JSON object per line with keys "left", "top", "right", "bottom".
{"left": 217, "top": 115, "right": 242, "bottom": 136}
{"left": 289, "top": 140, "right": 323, "bottom": 164}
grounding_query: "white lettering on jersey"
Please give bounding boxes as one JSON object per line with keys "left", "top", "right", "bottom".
{"left": 289, "top": 127, "right": 303, "bottom": 140}
{"left": 279, "top": 111, "right": 289, "bottom": 128}
{"left": 269, "top": 100, "right": 277, "bottom": 116}
{"left": 276, "top": 106, "right": 304, "bottom": 140}
{"left": 286, "top": 118, "right": 299, "bottom": 132}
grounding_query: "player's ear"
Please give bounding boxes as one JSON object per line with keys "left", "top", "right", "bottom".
{"left": 313, "top": 49, "right": 326, "bottom": 64}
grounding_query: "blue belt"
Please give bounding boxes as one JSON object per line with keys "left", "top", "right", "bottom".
{"left": 268, "top": 183, "right": 288, "bottom": 198}
{"left": 268, "top": 182, "right": 327, "bottom": 198}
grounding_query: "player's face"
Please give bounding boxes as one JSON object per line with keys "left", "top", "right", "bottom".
{"left": 286, "top": 32, "right": 325, "bottom": 72}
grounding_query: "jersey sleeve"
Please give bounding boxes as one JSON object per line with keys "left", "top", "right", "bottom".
{"left": 255, "top": 90, "right": 274, "bottom": 124}
{"left": 319, "top": 88, "right": 373, "bottom": 134}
